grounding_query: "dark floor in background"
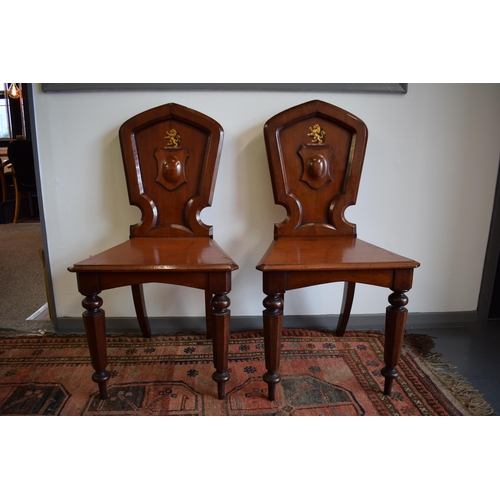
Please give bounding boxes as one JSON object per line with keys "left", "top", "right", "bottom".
{"left": 417, "top": 322, "right": 500, "bottom": 414}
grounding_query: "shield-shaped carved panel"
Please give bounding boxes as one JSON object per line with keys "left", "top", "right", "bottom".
{"left": 154, "top": 147, "right": 190, "bottom": 191}
{"left": 298, "top": 144, "right": 335, "bottom": 190}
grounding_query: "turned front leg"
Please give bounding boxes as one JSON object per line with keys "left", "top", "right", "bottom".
{"left": 211, "top": 293, "right": 230, "bottom": 399}
{"left": 82, "top": 294, "right": 110, "bottom": 399}
{"left": 263, "top": 294, "right": 284, "bottom": 401}
{"left": 381, "top": 290, "right": 408, "bottom": 395}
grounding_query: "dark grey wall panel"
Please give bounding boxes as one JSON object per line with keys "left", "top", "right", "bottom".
{"left": 58, "top": 311, "right": 477, "bottom": 334}
{"left": 41, "top": 83, "right": 408, "bottom": 93}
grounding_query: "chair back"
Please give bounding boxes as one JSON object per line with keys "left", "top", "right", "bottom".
{"left": 119, "top": 103, "right": 224, "bottom": 238}
{"left": 7, "top": 139, "right": 37, "bottom": 191}
{"left": 264, "top": 100, "right": 368, "bottom": 237}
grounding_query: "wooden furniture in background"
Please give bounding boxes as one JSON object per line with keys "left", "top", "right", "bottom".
{"left": 256, "top": 100, "right": 420, "bottom": 401}
{"left": 6, "top": 139, "right": 38, "bottom": 223}
{"left": 0, "top": 159, "right": 12, "bottom": 203}
{"left": 69, "top": 103, "right": 238, "bottom": 400}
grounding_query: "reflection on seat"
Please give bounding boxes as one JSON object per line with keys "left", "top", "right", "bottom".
{"left": 256, "top": 100, "right": 420, "bottom": 401}
{"left": 69, "top": 103, "right": 238, "bottom": 400}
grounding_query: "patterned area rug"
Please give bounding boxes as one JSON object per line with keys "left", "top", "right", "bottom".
{"left": 0, "top": 329, "right": 493, "bottom": 416}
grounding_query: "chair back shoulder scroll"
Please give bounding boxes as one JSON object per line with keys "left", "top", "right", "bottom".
{"left": 264, "top": 99, "right": 368, "bottom": 238}
{"left": 119, "top": 103, "right": 223, "bottom": 238}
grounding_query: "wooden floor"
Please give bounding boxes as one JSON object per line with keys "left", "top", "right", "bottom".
{"left": 417, "top": 321, "right": 500, "bottom": 414}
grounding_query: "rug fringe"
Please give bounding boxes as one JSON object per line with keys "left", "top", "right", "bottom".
{"left": 406, "top": 333, "right": 496, "bottom": 416}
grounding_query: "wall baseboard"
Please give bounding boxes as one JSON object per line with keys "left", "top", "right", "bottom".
{"left": 57, "top": 311, "right": 480, "bottom": 334}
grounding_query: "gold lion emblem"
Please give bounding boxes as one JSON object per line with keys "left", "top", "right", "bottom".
{"left": 307, "top": 124, "right": 325, "bottom": 144}
{"left": 165, "top": 128, "right": 181, "bottom": 148}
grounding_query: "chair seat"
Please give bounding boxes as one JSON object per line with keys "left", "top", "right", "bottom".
{"left": 71, "top": 237, "right": 238, "bottom": 273}
{"left": 257, "top": 236, "right": 419, "bottom": 272}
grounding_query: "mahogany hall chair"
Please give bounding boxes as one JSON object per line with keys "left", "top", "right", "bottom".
{"left": 69, "top": 103, "right": 238, "bottom": 400}
{"left": 256, "top": 100, "right": 420, "bottom": 401}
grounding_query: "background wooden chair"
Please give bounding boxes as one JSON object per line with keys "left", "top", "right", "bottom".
{"left": 0, "top": 159, "right": 12, "bottom": 202}
{"left": 69, "top": 103, "right": 238, "bottom": 400}
{"left": 256, "top": 100, "right": 420, "bottom": 401}
{"left": 7, "top": 139, "right": 38, "bottom": 223}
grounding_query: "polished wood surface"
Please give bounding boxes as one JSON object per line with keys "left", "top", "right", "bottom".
{"left": 257, "top": 100, "right": 420, "bottom": 400}
{"left": 257, "top": 236, "right": 419, "bottom": 271}
{"left": 264, "top": 100, "right": 367, "bottom": 238}
{"left": 72, "top": 238, "right": 237, "bottom": 272}
{"left": 69, "top": 103, "right": 238, "bottom": 400}
{"left": 119, "top": 102, "right": 221, "bottom": 238}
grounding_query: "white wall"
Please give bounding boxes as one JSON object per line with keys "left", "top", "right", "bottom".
{"left": 31, "top": 84, "right": 500, "bottom": 320}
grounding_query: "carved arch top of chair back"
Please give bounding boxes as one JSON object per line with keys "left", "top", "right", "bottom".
{"left": 264, "top": 99, "right": 368, "bottom": 238}
{"left": 119, "top": 103, "right": 223, "bottom": 238}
